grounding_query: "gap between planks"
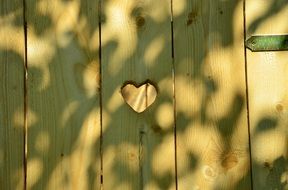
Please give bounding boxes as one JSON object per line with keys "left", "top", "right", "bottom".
{"left": 170, "top": 0, "right": 179, "bottom": 189}
{"left": 242, "top": 0, "right": 254, "bottom": 189}
{"left": 98, "top": 0, "right": 104, "bottom": 189}
{"left": 22, "top": 0, "right": 28, "bottom": 189}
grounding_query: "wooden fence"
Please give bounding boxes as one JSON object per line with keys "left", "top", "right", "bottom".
{"left": 0, "top": 0, "right": 287, "bottom": 189}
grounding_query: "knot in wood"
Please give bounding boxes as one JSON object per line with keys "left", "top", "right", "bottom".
{"left": 276, "top": 103, "right": 284, "bottom": 113}
{"left": 221, "top": 152, "right": 238, "bottom": 170}
{"left": 136, "top": 16, "right": 145, "bottom": 28}
{"left": 187, "top": 11, "right": 198, "bottom": 26}
{"left": 203, "top": 165, "right": 217, "bottom": 180}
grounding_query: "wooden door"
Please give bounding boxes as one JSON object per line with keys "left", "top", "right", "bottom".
{"left": 2, "top": 0, "right": 288, "bottom": 189}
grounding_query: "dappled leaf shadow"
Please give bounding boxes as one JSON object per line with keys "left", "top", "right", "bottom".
{"left": 248, "top": 0, "right": 288, "bottom": 34}
{"left": 0, "top": 0, "right": 287, "bottom": 189}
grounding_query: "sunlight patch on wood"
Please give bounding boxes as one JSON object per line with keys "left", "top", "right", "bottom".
{"left": 253, "top": 130, "right": 287, "bottom": 164}
{"left": 178, "top": 166, "right": 216, "bottom": 190}
{"left": 204, "top": 43, "right": 240, "bottom": 119}
{"left": 144, "top": 181, "right": 160, "bottom": 190}
{"left": 217, "top": 151, "right": 250, "bottom": 189}
{"left": 177, "top": 173, "right": 200, "bottom": 190}
{"left": 115, "top": 182, "right": 132, "bottom": 190}
{"left": 175, "top": 76, "right": 204, "bottom": 117}
{"left": 281, "top": 171, "right": 288, "bottom": 185}
{"left": 14, "top": 168, "right": 25, "bottom": 190}
{"left": 0, "top": 10, "right": 24, "bottom": 56}
{"left": 156, "top": 102, "right": 174, "bottom": 130}
{"left": 172, "top": 0, "right": 186, "bottom": 17}
{"left": 184, "top": 124, "right": 222, "bottom": 159}
{"left": 27, "top": 159, "right": 43, "bottom": 190}
{"left": 27, "top": 31, "right": 55, "bottom": 90}
{"left": 69, "top": 108, "right": 101, "bottom": 189}
{"left": 246, "top": 0, "right": 288, "bottom": 34}
{"left": 83, "top": 61, "right": 100, "bottom": 98}
{"left": 202, "top": 165, "right": 218, "bottom": 180}
{"left": 46, "top": 156, "right": 71, "bottom": 189}
{"left": 89, "top": 27, "right": 100, "bottom": 51}
{"left": 152, "top": 134, "right": 175, "bottom": 176}
{"left": 158, "top": 78, "right": 173, "bottom": 97}
{"left": 175, "top": 120, "right": 250, "bottom": 189}
{"left": 107, "top": 86, "right": 124, "bottom": 112}
{"left": 60, "top": 101, "right": 79, "bottom": 128}
{"left": 248, "top": 52, "right": 288, "bottom": 132}
{"left": 233, "top": 2, "right": 245, "bottom": 47}
{"left": 14, "top": 107, "right": 37, "bottom": 128}
{"left": 35, "top": 131, "right": 50, "bottom": 154}
{"left": 144, "top": 36, "right": 165, "bottom": 67}
{"left": 101, "top": 0, "right": 138, "bottom": 76}
{"left": 74, "top": 62, "right": 100, "bottom": 98}
{"left": 0, "top": 26, "right": 24, "bottom": 57}
{"left": 177, "top": 122, "right": 223, "bottom": 176}
{"left": 102, "top": 110, "right": 111, "bottom": 133}
{"left": 34, "top": 109, "right": 101, "bottom": 189}
{"left": 78, "top": 108, "right": 101, "bottom": 146}
{"left": 37, "top": 0, "right": 80, "bottom": 46}
{"left": 145, "top": 0, "right": 170, "bottom": 22}
{"left": 245, "top": 0, "right": 272, "bottom": 28}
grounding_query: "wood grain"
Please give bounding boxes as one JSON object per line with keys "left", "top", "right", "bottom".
{"left": 0, "top": 0, "right": 25, "bottom": 189}
{"left": 121, "top": 82, "right": 157, "bottom": 113}
{"left": 101, "top": 0, "right": 175, "bottom": 189}
{"left": 245, "top": 0, "right": 288, "bottom": 189}
{"left": 26, "top": 0, "right": 101, "bottom": 189}
{"left": 173, "top": 0, "right": 252, "bottom": 189}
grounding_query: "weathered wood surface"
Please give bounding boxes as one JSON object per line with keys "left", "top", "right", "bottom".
{"left": 26, "top": 0, "right": 101, "bottom": 189}
{"left": 0, "top": 0, "right": 25, "bottom": 189}
{"left": 173, "top": 0, "right": 252, "bottom": 189}
{"left": 246, "top": 0, "right": 288, "bottom": 189}
{"left": 101, "top": 0, "right": 175, "bottom": 189}
{"left": 1, "top": 0, "right": 288, "bottom": 189}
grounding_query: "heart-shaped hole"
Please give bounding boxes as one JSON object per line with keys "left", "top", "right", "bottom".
{"left": 121, "top": 81, "right": 157, "bottom": 113}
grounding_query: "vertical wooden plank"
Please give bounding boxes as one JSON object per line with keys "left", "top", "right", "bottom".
{"left": 26, "top": 0, "right": 101, "bottom": 189}
{"left": 101, "top": 0, "right": 175, "bottom": 189}
{"left": 173, "top": 0, "right": 252, "bottom": 189}
{"left": 246, "top": 0, "right": 288, "bottom": 189}
{"left": 0, "top": 0, "right": 25, "bottom": 189}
